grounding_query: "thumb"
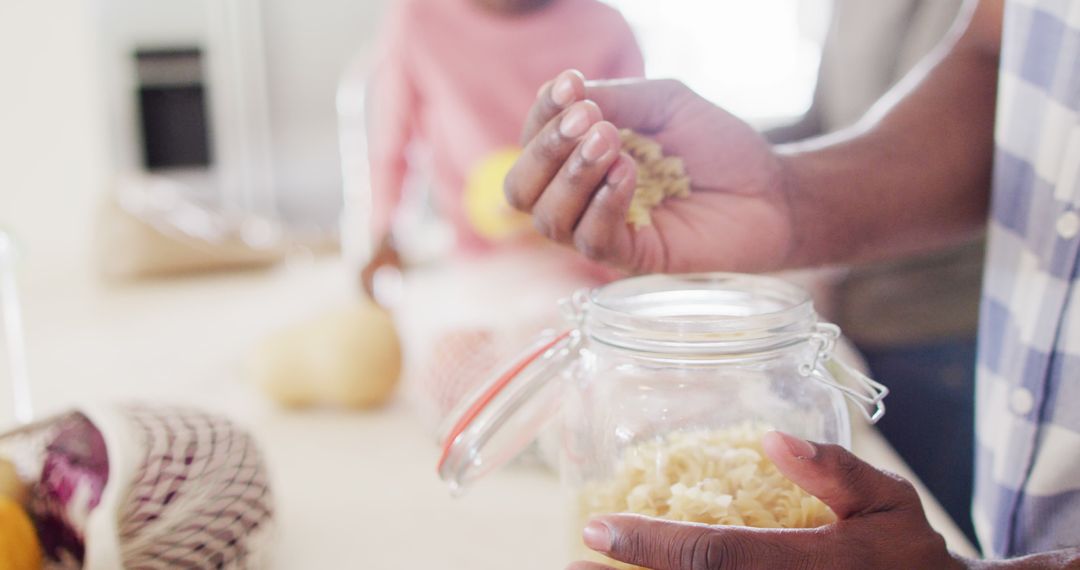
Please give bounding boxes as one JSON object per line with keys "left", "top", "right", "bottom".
{"left": 761, "top": 431, "right": 922, "bottom": 520}
{"left": 581, "top": 513, "right": 808, "bottom": 570}
{"left": 585, "top": 78, "right": 692, "bottom": 134}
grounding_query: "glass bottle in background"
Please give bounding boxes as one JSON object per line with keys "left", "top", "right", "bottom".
{"left": 0, "top": 230, "right": 33, "bottom": 427}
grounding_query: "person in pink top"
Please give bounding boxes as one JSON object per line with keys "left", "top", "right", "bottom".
{"left": 361, "top": 0, "right": 644, "bottom": 293}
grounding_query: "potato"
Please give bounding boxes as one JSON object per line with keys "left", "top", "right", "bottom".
{"left": 249, "top": 302, "right": 402, "bottom": 409}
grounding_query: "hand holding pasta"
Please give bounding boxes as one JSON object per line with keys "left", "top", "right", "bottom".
{"left": 504, "top": 70, "right": 795, "bottom": 275}
{"left": 620, "top": 130, "right": 691, "bottom": 229}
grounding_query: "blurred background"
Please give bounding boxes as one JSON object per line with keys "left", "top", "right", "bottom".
{"left": 0, "top": 0, "right": 828, "bottom": 276}
{"left": 0, "top": 0, "right": 836, "bottom": 414}
{"left": 0, "top": 0, "right": 982, "bottom": 567}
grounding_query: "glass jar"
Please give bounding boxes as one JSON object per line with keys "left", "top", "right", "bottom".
{"left": 438, "top": 273, "right": 887, "bottom": 565}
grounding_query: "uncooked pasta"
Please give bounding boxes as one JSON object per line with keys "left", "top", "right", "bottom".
{"left": 619, "top": 129, "right": 692, "bottom": 229}
{"left": 578, "top": 423, "right": 836, "bottom": 569}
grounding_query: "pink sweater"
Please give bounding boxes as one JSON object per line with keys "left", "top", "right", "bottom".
{"left": 367, "top": 0, "right": 644, "bottom": 252}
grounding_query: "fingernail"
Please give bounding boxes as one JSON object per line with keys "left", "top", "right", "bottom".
{"left": 607, "top": 159, "right": 633, "bottom": 185}
{"left": 583, "top": 521, "right": 612, "bottom": 552}
{"left": 580, "top": 129, "right": 612, "bottom": 163}
{"left": 552, "top": 76, "right": 575, "bottom": 106}
{"left": 777, "top": 431, "right": 817, "bottom": 460}
{"left": 560, "top": 105, "right": 592, "bottom": 138}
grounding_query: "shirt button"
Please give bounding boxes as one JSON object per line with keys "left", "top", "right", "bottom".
{"left": 1057, "top": 211, "right": 1080, "bottom": 239}
{"left": 1010, "top": 387, "right": 1035, "bottom": 415}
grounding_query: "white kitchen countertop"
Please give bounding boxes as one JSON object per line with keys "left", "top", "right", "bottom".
{"left": 5, "top": 256, "right": 978, "bottom": 568}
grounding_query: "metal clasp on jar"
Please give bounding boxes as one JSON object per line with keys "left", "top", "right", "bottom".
{"left": 803, "top": 323, "right": 889, "bottom": 423}
{"left": 558, "top": 288, "right": 590, "bottom": 327}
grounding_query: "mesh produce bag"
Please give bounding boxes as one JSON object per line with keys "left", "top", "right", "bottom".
{"left": 0, "top": 403, "right": 274, "bottom": 569}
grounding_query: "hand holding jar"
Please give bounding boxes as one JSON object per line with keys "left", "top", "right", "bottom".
{"left": 568, "top": 431, "right": 966, "bottom": 570}
{"left": 438, "top": 274, "right": 889, "bottom": 566}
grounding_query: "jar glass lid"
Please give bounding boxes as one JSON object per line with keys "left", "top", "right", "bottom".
{"left": 583, "top": 273, "right": 819, "bottom": 356}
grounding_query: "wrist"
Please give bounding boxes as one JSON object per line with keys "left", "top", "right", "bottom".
{"left": 372, "top": 233, "right": 399, "bottom": 259}
{"left": 773, "top": 141, "right": 873, "bottom": 269}
{"left": 773, "top": 149, "right": 823, "bottom": 270}
{"left": 966, "top": 547, "right": 1080, "bottom": 569}
{"left": 378, "top": 232, "right": 396, "bottom": 250}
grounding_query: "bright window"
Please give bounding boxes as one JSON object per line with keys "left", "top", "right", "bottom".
{"left": 604, "top": 0, "right": 832, "bottom": 127}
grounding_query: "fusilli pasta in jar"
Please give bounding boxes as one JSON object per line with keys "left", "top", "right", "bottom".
{"left": 578, "top": 424, "right": 836, "bottom": 570}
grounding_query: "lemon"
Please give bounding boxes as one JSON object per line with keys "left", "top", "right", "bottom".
{"left": 463, "top": 148, "right": 533, "bottom": 241}
{"left": 0, "top": 495, "right": 42, "bottom": 570}
{"left": 0, "top": 458, "right": 28, "bottom": 506}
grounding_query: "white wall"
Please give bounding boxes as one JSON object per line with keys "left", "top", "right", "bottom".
{"left": 0, "top": 0, "right": 109, "bottom": 281}
{"left": 0, "top": 0, "right": 391, "bottom": 285}
{"left": 604, "top": 0, "right": 831, "bottom": 125}
{"left": 91, "top": 0, "right": 390, "bottom": 227}
{"left": 261, "top": 0, "right": 388, "bottom": 227}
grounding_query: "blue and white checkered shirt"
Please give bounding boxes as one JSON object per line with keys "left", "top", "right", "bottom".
{"left": 974, "top": 0, "right": 1080, "bottom": 558}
